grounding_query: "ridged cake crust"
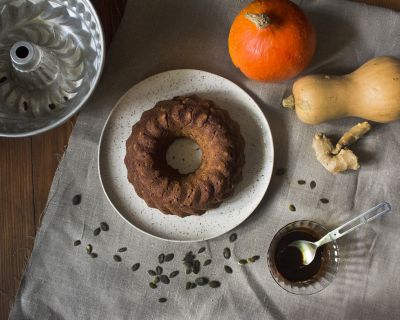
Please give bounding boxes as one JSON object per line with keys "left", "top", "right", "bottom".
{"left": 124, "top": 95, "right": 245, "bottom": 217}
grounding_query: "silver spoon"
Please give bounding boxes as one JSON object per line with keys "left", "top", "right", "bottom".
{"left": 289, "top": 202, "right": 392, "bottom": 266}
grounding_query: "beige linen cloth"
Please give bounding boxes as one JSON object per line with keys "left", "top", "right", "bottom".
{"left": 10, "top": 0, "right": 400, "bottom": 319}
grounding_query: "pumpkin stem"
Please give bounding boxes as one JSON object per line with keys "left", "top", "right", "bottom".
{"left": 282, "top": 95, "right": 295, "bottom": 109}
{"left": 245, "top": 13, "right": 271, "bottom": 29}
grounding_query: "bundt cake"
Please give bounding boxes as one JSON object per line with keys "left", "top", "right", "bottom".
{"left": 124, "top": 95, "right": 245, "bottom": 217}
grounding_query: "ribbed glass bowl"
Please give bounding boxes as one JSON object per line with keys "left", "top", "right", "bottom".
{"left": 267, "top": 220, "right": 339, "bottom": 295}
{"left": 0, "top": 0, "right": 104, "bottom": 137}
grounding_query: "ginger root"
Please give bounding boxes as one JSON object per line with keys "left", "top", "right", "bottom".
{"left": 312, "top": 122, "right": 371, "bottom": 174}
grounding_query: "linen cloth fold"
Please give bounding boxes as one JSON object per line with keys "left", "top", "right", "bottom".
{"left": 10, "top": 0, "right": 400, "bottom": 319}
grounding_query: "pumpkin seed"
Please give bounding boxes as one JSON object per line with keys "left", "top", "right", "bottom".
{"left": 165, "top": 253, "right": 174, "bottom": 262}
{"left": 195, "top": 277, "right": 209, "bottom": 286}
{"left": 276, "top": 168, "right": 286, "bottom": 176}
{"left": 93, "top": 228, "right": 101, "bottom": 236}
{"left": 158, "top": 253, "right": 165, "bottom": 264}
{"left": 198, "top": 247, "right": 206, "bottom": 253}
{"left": 156, "top": 266, "right": 163, "bottom": 275}
{"left": 229, "top": 233, "right": 237, "bottom": 243}
{"left": 100, "top": 222, "right": 109, "bottom": 231}
{"left": 238, "top": 259, "right": 248, "bottom": 265}
{"left": 160, "top": 275, "right": 170, "bottom": 284}
{"left": 72, "top": 194, "right": 81, "bottom": 205}
{"left": 131, "top": 263, "right": 140, "bottom": 272}
{"left": 224, "top": 265, "right": 233, "bottom": 274}
{"left": 158, "top": 298, "right": 167, "bottom": 303}
{"left": 186, "top": 282, "right": 192, "bottom": 290}
{"left": 74, "top": 240, "right": 81, "bottom": 246}
{"left": 186, "top": 266, "right": 192, "bottom": 274}
{"left": 190, "top": 282, "right": 197, "bottom": 289}
{"left": 169, "top": 270, "right": 179, "bottom": 278}
{"left": 248, "top": 255, "right": 260, "bottom": 263}
{"left": 209, "top": 281, "right": 221, "bottom": 288}
{"left": 223, "top": 247, "right": 231, "bottom": 259}
{"left": 153, "top": 276, "right": 160, "bottom": 284}
{"left": 310, "top": 181, "right": 316, "bottom": 189}
{"left": 320, "top": 198, "right": 329, "bottom": 204}
{"left": 149, "top": 282, "right": 157, "bottom": 289}
{"left": 297, "top": 180, "right": 306, "bottom": 185}
{"left": 183, "top": 251, "right": 195, "bottom": 263}
{"left": 90, "top": 252, "right": 98, "bottom": 258}
{"left": 86, "top": 244, "right": 93, "bottom": 254}
{"left": 193, "top": 260, "right": 200, "bottom": 274}
{"left": 148, "top": 270, "right": 156, "bottom": 276}
{"left": 113, "top": 255, "right": 122, "bottom": 262}
{"left": 289, "top": 204, "right": 296, "bottom": 212}
{"left": 118, "top": 247, "right": 127, "bottom": 252}
{"left": 203, "top": 259, "right": 212, "bottom": 266}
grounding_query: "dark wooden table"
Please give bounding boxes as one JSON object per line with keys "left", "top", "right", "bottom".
{"left": 0, "top": 0, "right": 398, "bottom": 318}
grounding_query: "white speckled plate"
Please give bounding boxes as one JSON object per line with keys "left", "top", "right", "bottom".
{"left": 98, "top": 69, "right": 274, "bottom": 242}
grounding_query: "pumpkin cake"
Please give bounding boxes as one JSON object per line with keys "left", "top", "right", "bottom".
{"left": 124, "top": 95, "right": 245, "bottom": 217}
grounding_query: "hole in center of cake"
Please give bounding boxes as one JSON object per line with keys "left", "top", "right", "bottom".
{"left": 166, "top": 138, "right": 202, "bottom": 174}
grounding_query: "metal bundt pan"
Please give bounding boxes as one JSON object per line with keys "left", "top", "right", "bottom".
{"left": 0, "top": 0, "right": 104, "bottom": 137}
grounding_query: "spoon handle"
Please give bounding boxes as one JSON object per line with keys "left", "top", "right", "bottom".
{"left": 316, "top": 202, "right": 392, "bottom": 247}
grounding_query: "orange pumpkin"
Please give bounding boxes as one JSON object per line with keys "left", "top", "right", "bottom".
{"left": 228, "top": 0, "right": 316, "bottom": 82}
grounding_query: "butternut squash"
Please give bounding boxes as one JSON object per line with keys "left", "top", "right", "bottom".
{"left": 282, "top": 56, "right": 400, "bottom": 124}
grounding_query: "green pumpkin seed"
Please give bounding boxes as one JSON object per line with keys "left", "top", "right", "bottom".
{"left": 209, "top": 281, "right": 221, "bottom": 288}
{"left": 203, "top": 259, "right": 212, "bottom": 266}
{"left": 149, "top": 282, "right": 157, "bottom": 289}
{"left": 248, "top": 255, "right": 260, "bottom": 263}
{"left": 193, "top": 260, "right": 200, "bottom": 274}
{"left": 160, "top": 275, "right": 170, "bottom": 284}
{"left": 169, "top": 271, "right": 179, "bottom": 278}
{"left": 229, "top": 233, "right": 237, "bottom": 243}
{"left": 131, "top": 263, "right": 140, "bottom": 272}
{"left": 223, "top": 247, "right": 231, "bottom": 259}
{"left": 195, "top": 277, "right": 209, "bottom": 286}
{"left": 72, "top": 194, "right": 81, "bottom": 205}
{"left": 320, "top": 198, "right": 329, "bottom": 204}
{"left": 153, "top": 276, "right": 160, "bottom": 284}
{"left": 165, "top": 253, "right": 174, "bottom": 262}
{"left": 74, "top": 240, "right": 81, "bottom": 246}
{"left": 118, "top": 247, "right": 127, "bottom": 252}
{"left": 186, "top": 266, "right": 192, "bottom": 274}
{"left": 186, "top": 282, "right": 192, "bottom": 290}
{"left": 275, "top": 168, "right": 286, "bottom": 176}
{"left": 93, "top": 228, "right": 101, "bottom": 236}
{"left": 297, "top": 180, "right": 306, "bottom": 185}
{"left": 238, "top": 259, "right": 248, "bottom": 265}
{"left": 310, "top": 181, "right": 316, "bottom": 189}
{"left": 158, "top": 253, "right": 165, "bottom": 264}
{"left": 100, "top": 222, "right": 109, "bottom": 231}
{"left": 158, "top": 298, "right": 167, "bottom": 303}
{"left": 90, "top": 252, "right": 98, "bottom": 258}
{"left": 289, "top": 204, "right": 296, "bottom": 212}
{"left": 148, "top": 270, "right": 156, "bottom": 276}
{"left": 86, "top": 244, "right": 93, "bottom": 254}
{"left": 156, "top": 266, "right": 163, "bottom": 275}
{"left": 224, "top": 265, "right": 233, "bottom": 274}
{"left": 113, "top": 255, "right": 122, "bottom": 262}
{"left": 198, "top": 247, "right": 206, "bottom": 253}
{"left": 190, "top": 282, "right": 197, "bottom": 289}
{"left": 183, "top": 251, "right": 195, "bottom": 263}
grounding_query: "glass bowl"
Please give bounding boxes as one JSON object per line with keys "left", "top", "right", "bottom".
{"left": 267, "top": 220, "right": 339, "bottom": 295}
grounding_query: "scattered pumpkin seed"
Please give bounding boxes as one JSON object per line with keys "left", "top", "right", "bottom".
{"left": 153, "top": 276, "right": 160, "bottom": 284}
{"left": 320, "top": 198, "right": 329, "bottom": 204}
{"left": 229, "top": 233, "right": 237, "bottom": 242}
{"left": 113, "top": 255, "right": 122, "bottom": 262}
{"left": 224, "top": 265, "right": 233, "bottom": 274}
{"left": 74, "top": 240, "right": 81, "bottom": 246}
{"left": 156, "top": 266, "right": 163, "bottom": 275}
{"left": 195, "top": 277, "right": 209, "bottom": 286}
{"left": 198, "top": 247, "right": 206, "bottom": 253}
{"left": 203, "top": 259, "right": 212, "bottom": 266}
{"left": 223, "top": 247, "right": 231, "bottom": 259}
{"left": 193, "top": 260, "right": 201, "bottom": 274}
{"left": 248, "top": 255, "right": 260, "bottom": 263}
{"left": 148, "top": 270, "right": 156, "bottom": 276}
{"left": 289, "top": 204, "right": 296, "bottom": 212}
{"left": 72, "top": 194, "right": 81, "bottom": 205}
{"left": 169, "top": 270, "right": 179, "bottom": 278}
{"left": 276, "top": 168, "right": 286, "bottom": 176}
{"left": 160, "top": 275, "right": 170, "bottom": 284}
{"left": 100, "top": 222, "right": 109, "bottom": 231}
{"left": 131, "top": 263, "right": 140, "bottom": 272}
{"left": 149, "top": 282, "right": 157, "bottom": 289}
{"left": 90, "top": 252, "right": 98, "bottom": 258}
{"left": 86, "top": 244, "right": 93, "bottom": 254}
{"left": 190, "top": 282, "right": 197, "bottom": 289}
{"left": 183, "top": 251, "right": 195, "bottom": 263}
{"left": 93, "top": 228, "right": 101, "bottom": 236}
{"left": 158, "top": 253, "right": 165, "bottom": 264}
{"left": 186, "top": 282, "right": 192, "bottom": 290}
{"left": 297, "top": 180, "right": 306, "bottom": 185}
{"left": 165, "top": 253, "right": 174, "bottom": 262}
{"left": 186, "top": 266, "right": 192, "bottom": 274}
{"left": 158, "top": 298, "right": 167, "bottom": 303}
{"left": 118, "top": 247, "right": 127, "bottom": 252}
{"left": 310, "top": 181, "right": 316, "bottom": 189}
{"left": 238, "top": 259, "right": 248, "bottom": 265}
{"left": 209, "top": 281, "right": 221, "bottom": 288}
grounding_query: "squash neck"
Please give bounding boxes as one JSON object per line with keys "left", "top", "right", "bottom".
{"left": 245, "top": 13, "right": 271, "bottom": 29}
